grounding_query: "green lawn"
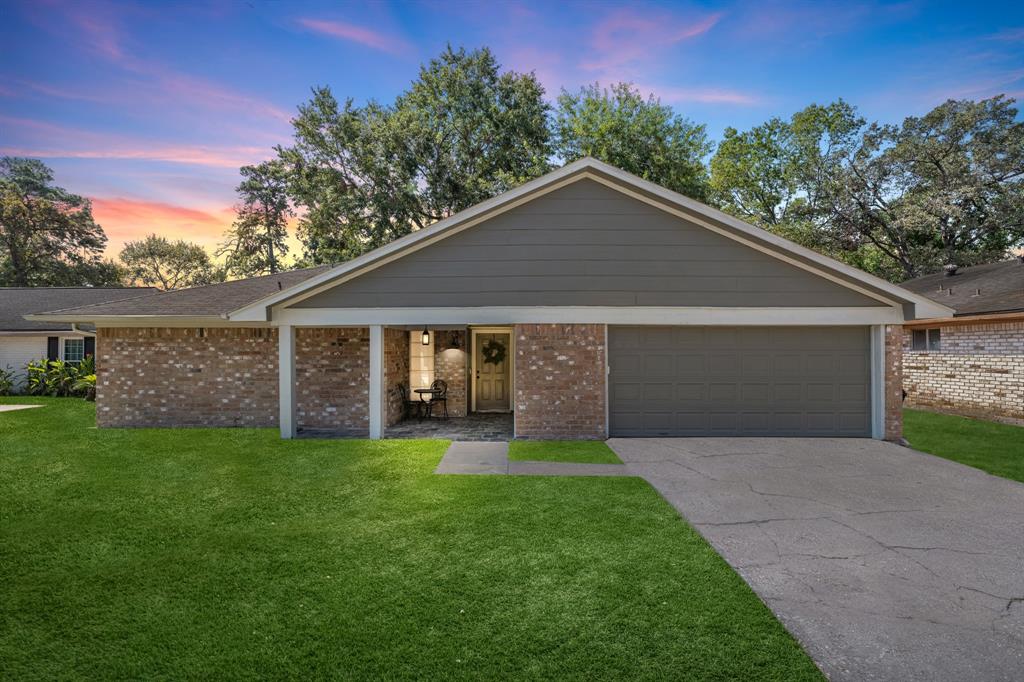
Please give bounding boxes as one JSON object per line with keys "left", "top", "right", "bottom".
{"left": 508, "top": 439, "right": 623, "bottom": 464}
{"left": 904, "top": 408, "right": 1024, "bottom": 484}
{"left": 0, "top": 398, "right": 820, "bottom": 680}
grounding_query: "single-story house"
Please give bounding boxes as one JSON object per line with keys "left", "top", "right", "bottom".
{"left": 900, "top": 258, "right": 1024, "bottom": 424}
{"left": 29, "top": 158, "right": 951, "bottom": 440}
{"left": 1, "top": 286, "right": 155, "bottom": 386}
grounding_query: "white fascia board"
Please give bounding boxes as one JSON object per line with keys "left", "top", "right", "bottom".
{"left": 275, "top": 306, "right": 904, "bottom": 327}
{"left": 228, "top": 156, "right": 954, "bottom": 322}
{"left": 23, "top": 314, "right": 269, "bottom": 327}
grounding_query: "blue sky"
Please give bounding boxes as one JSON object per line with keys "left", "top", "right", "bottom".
{"left": 1, "top": 0, "right": 1022, "bottom": 254}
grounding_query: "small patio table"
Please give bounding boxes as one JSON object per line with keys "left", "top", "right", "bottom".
{"left": 414, "top": 388, "right": 441, "bottom": 420}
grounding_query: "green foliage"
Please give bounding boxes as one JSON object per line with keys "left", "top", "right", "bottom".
{"left": 278, "top": 46, "right": 551, "bottom": 263}
{"left": 712, "top": 97, "right": 1024, "bottom": 281}
{"left": 23, "top": 356, "right": 95, "bottom": 398}
{"left": 0, "top": 157, "right": 122, "bottom": 286}
{"left": 119, "top": 234, "right": 224, "bottom": 290}
{"left": 554, "top": 83, "right": 712, "bottom": 200}
{"left": 219, "top": 160, "right": 292, "bottom": 277}
{"left": 0, "top": 365, "right": 14, "bottom": 396}
{"left": 825, "top": 96, "right": 1024, "bottom": 280}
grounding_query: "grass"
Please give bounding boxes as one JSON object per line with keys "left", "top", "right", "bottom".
{"left": 507, "top": 440, "right": 623, "bottom": 464}
{"left": 0, "top": 397, "right": 820, "bottom": 680}
{"left": 904, "top": 408, "right": 1024, "bottom": 484}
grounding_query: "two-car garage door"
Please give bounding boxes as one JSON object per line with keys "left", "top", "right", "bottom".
{"left": 608, "top": 326, "right": 871, "bottom": 437}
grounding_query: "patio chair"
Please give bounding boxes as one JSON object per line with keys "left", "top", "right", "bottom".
{"left": 397, "top": 383, "right": 423, "bottom": 421}
{"left": 427, "top": 379, "right": 449, "bottom": 420}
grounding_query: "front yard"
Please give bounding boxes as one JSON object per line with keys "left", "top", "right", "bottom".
{"left": 0, "top": 398, "right": 819, "bottom": 680}
{"left": 904, "top": 408, "right": 1024, "bottom": 484}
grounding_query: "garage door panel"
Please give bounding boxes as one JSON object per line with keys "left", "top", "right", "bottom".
{"left": 609, "top": 326, "right": 870, "bottom": 437}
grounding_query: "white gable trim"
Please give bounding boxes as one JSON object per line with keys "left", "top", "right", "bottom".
{"left": 227, "top": 157, "right": 953, "bottom": 322}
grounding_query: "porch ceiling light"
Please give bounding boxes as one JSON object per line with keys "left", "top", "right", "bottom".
{"left": 421, "top": 326, "right": 430, "bottom": 345}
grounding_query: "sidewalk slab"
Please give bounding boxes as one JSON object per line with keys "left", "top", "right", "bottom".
{"left": 434, "top": 441, "right": 509, "bottom": 474}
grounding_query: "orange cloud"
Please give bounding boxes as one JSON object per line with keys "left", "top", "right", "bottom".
{"left": 91, "top": 197, "right": 235, "bottom": 254}
{"left": 298, "top": 18, "right": 412, "bottom": 56}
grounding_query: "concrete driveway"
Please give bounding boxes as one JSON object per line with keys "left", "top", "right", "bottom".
{"left": 608, "top": 438, "right": 1024, "bottom": 682}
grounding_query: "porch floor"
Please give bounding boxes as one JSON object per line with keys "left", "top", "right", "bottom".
{"left": 384, "top": 412, "right": 513, "bottom": 441}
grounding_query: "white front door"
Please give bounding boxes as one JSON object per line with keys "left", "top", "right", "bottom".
{"left": 473, "top": 330, "right": 511, "bottom": 412}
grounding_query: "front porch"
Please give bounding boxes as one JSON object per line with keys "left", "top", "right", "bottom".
{"left": 384, "top": 412, "right": 514, "bottom": 441}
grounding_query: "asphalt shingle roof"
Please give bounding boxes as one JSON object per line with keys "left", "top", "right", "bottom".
{"left": 0, "top": 287, "right": 157, "bottom": 331}
{"left": 34, "top": 266, "right": 334, "bottom": 318}
{"left": 901, "top": 259, "right": 1024, "bottom": 316}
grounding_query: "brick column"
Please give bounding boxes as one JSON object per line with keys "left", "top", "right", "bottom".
{"left": 884, "top": 324, "right": 903, "bottom": 441}
{"left": 513, "top": 323, "right": 606, "bottom": 440}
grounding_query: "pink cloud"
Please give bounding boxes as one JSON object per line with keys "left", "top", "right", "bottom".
{"left": 298, "top": 18, "right": 412, "bottom": 56}
{"left": 637, "top": 84, "right": 761, "bottom": 106}
{"left": 0, "top": 116, "right": 270, "bottom": 169}
{"left": 582, "top": 9, "right": 721, "bottom": 74}
{"left": 90, "top": 197, "right": 235, "bottom": 253}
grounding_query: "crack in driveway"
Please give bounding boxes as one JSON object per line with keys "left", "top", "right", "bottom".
{"left": 608, "top": 437, "right": 1024, "bottom": 682}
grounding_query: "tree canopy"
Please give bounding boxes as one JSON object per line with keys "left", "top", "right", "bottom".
{"left": 120, "top": 234, "right": 223, "bottom": 290}
{"left": 0, "top": 157, "right": 121, "bottom": 286}
{"left": 554, "top": 83, "right": 712, "bottom": 200}
{"left": 219, "top": 160, "right": 292, "bottom": 277}
{"left": 278, "top": 46, "right": 551, "bottom": 264}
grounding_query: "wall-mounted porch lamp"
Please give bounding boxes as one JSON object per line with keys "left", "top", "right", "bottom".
{"left": 421, "top": 326, "right": 430, "bottom": 345}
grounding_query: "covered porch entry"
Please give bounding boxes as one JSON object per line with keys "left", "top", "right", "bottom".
{"left": 277, "top": 323, "right": 514, "bottom": 439}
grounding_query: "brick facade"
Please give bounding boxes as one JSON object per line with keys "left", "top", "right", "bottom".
{"left": 513, "top": 323, "right": 606, "bottom": 439}
{"left": 384, "top": 328, "right": 409, "bottom": 426}
{"left": 95, "top": 327, "right": 279, "bottom": 428}
{"left": 884, "top": 324, "right": 903, "bottom": 441}
{"left": 294, "top": 327, "right": 369, "bottom": 435}
{"left": 435, "top": 330, "right": 468, "bottom": 417}
{"left": 903, "top": 319, "right": 1024, "bottom": 424}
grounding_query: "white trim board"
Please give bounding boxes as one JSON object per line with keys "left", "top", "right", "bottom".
{"left": 275, "top": 306, "right": 905, "bottom": 327}
{"left": 224, "top": 157, "right": 951, "bottom": 322}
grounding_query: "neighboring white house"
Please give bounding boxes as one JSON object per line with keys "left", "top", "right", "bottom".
{"left": 1, "top": 287, "right": 155, "bottom": 389}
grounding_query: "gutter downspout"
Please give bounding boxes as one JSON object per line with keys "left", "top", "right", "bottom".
{"left": 70, "top": 323, "right": 96, "bottom": 337}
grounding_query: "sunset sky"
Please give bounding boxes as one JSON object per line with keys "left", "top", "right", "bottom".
{"left": 2, "top": 0, "right": 1022, "bottom": 259}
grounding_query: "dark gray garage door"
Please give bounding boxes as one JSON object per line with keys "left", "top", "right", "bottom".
{"left": 609, "top": 326, "right": 871, "bottom": 437}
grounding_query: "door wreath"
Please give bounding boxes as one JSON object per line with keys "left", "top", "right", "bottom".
{"left": 481, "top": 339, "right": 506, "bottom": 365}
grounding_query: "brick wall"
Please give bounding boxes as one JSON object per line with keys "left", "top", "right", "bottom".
{"left": 384, "top": 328, "right": 409, "bottom": 426}
{"left": 884, "top": 324, "right": 903, "bottom": 441}
{"left": 295, "top": 327, "right": 369, "bottom": 435}
{"left": 903, "top": 320, "right": 1024, "bottom": 424}
{"left": 95, "top": 327, "right": 278, "bottom": 428}
{"left": 514, "top": 323, "right": 606, "bottom": 439}
{"left": 435, "top": 330, "right": 468, "bottom": 417}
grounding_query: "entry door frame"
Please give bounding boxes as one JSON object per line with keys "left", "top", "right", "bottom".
{"left": 470, "top": 326, "right": 515, "bottom": 413}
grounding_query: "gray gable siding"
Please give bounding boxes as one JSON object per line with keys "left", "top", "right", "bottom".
{"left": 295, "top": 179, "right": 884, "bottom": 309}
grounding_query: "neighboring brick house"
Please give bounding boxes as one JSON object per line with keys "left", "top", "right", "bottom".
{"left": 900, "top": 259, "right": 1024, "bottom": 424}
{"left": 29, "top": 158, "right": 950, "bottom": 441}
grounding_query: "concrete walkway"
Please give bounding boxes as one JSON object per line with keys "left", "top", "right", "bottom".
{"left": 609, "top": 437, "right": 1024, "bottom": 682}
{"left": 434, "top": 441, "right": 630, "bottom": 477}
{"left": 0, "top": 404, "right": 43, "bottom": 413}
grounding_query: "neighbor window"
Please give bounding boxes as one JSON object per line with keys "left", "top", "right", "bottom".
{"left": 63, "top": 338, "right": 85, "bottom": 363}
{"left": 911, "top": 328, "right": 941, "bottom": 351}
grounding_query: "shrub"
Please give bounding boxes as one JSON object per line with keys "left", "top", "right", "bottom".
{"left": 23, "top": 356, "right": 96, "bottom": 398}
{"left": 0, "top": 365, "right": 15, "bottom": 396}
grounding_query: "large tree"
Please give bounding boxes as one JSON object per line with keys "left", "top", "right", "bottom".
{"left": 553, "top": 83, "right": 712, "bottom": 200}
{"left": 219, "top": 160, "right": 292, "bottom": 277}
{"left": 119, "top": 234, "right": 223, "bottom": 290}
{"left": 0, "top": 157, "right": 121, "bottom": 286}
{"left": 824, "top": 96, "right": 1024, "bottom": 280}
{"left": 279, "top": 46, "right": 551, "bottom": 263}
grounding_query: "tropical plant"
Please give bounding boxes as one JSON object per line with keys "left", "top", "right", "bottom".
{"left": 0, "top": 365, "right": 15, "bottom": 395}
{"left": 23, "top": 356, "right": 95, "bottom": 398}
